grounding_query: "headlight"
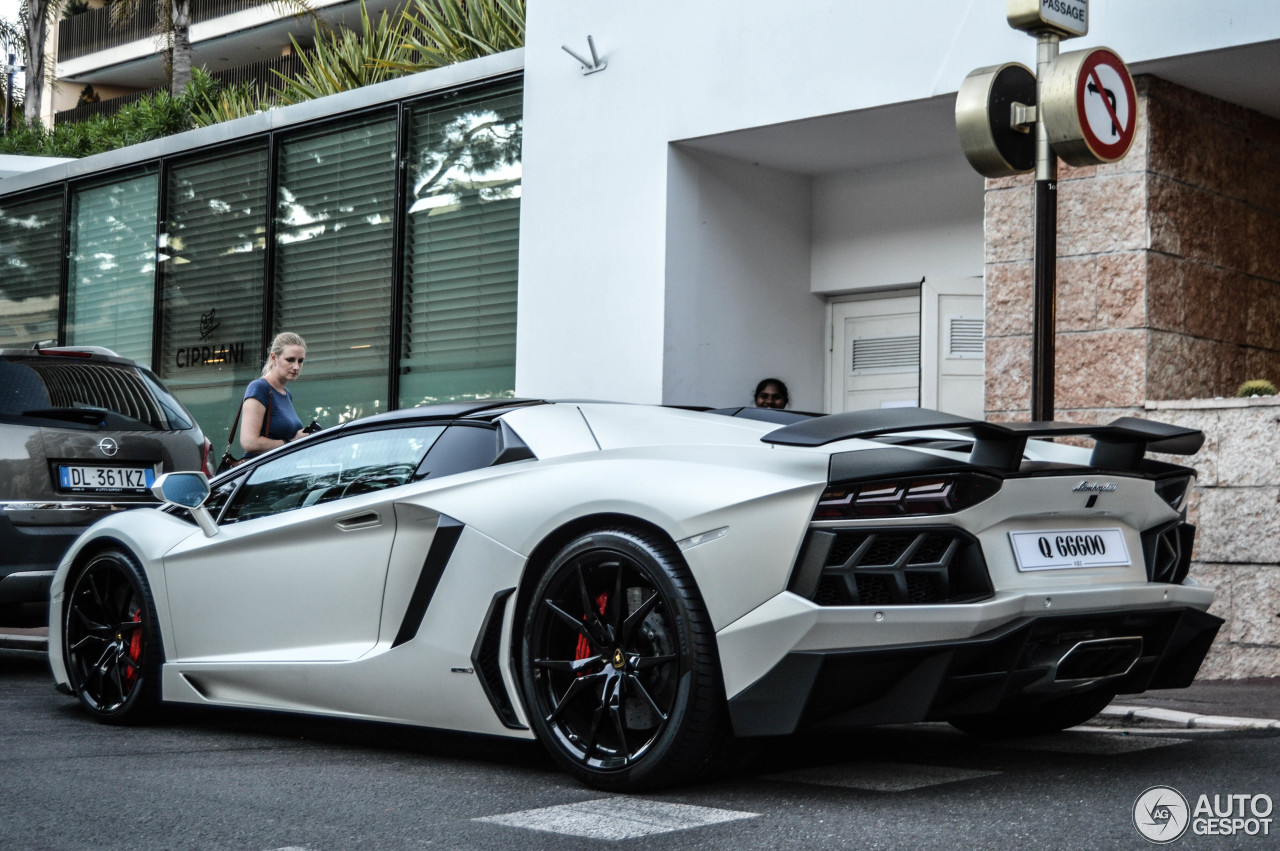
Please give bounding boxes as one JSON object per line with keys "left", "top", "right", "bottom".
{"left": 813, "top": 473, "right": 1001, "bottom": 520}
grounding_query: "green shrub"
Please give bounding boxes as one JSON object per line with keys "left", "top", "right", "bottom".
{"left": 0, "top": 69, "right": 223, "bottom": 157}
{"left": 1236, "top": 379, "right": 1277, "bottom": 397}
{"left": 0, "top": 0, "right": 526, "bottom": 156}
{"left": 275, "top": 0, "right": 413, "bottom": 104}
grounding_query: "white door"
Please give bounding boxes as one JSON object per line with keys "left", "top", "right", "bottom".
{"left": 828, "top": 290, "right": 921, "bottom": 414}
{"left": 921, "top": 277, "right": 985, "bottom": 419}
{"left": 161, "top": 424, "right": 449, "bottom": 662}
{"left": 162, "top": 495, "right": 401, "bottom": 662}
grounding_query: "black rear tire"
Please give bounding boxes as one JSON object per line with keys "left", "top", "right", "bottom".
{"left": 519, "top": 528, "right": 728, "bottom": 790}
{"left": 948, "top": 689, "right": 1116, "bottom": 738}
{"left": 63, "top": 548, "right": 163, "bottom": 724}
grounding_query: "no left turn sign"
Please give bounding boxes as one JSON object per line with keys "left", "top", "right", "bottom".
{"left": 1041, "top": 47, "right": 1137, "bottom": 166}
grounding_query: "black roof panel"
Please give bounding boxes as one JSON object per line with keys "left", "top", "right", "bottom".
{"left": 335, "top": 399, "right": 546, "bottom": 431}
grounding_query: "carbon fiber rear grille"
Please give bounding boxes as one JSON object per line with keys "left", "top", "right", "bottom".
{"left": 1142, "top": 521, "right": 1195, "bottom": 584}
{"left": 792, "top": 527, "right": 992, "bottom": 606}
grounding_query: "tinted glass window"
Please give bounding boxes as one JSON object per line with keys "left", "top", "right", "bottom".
{"left": 0, "top": 359, "right": 52, "bottom": 414}
{"left": 224, "top": 425, "right": 445, "bottom": 523}
{"left": 0, "top": 191, "right": 62, "bottom": 348}
{"left": 275, "top": 114, "right": 397, "bottom": 426}
{"left": 416, "top": 424, "right": 500, "bottom": 480}
{"left": 158, "top": 145, "right": 269, "bottom": 451}
{"left": 204, "top": 475, "right": 241, "bottom": 521}
{"left": 399, "top": 82, "right": 521, "bottom": 407}
{"left": 0, "top": 357, "right": 192, "bottom": 430}
{"left": 66, "top": 171, "right": 158, "bottom": 364}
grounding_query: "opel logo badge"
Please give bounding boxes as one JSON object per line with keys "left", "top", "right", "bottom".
{"left": 97, "top": 437, "right": 119, "bottom": 457}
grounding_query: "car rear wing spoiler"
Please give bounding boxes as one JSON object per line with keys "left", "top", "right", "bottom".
{"left": 761, "top": 408, "right": 1204, "bottom": 472}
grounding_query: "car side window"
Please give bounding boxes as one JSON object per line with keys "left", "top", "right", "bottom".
{"left": 204, "top": 476, "right": 241, "bottom": 521}
{"left": 222, "top": 425, "right": 446, "bottom": 523}
{"left": 415, "top": 424, "right": 502, "bottom": 481}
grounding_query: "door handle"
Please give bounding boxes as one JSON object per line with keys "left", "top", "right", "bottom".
{"left": 336, "top": 511, "right": 381, "bottom": 531}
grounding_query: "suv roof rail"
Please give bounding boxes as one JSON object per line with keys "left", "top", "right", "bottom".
{"left": 30, "top": 344, "right": 123, "bottom": 358}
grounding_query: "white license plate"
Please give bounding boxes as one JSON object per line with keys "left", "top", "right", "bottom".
{"left": 1009, "top": 528, "right": 1130, "bottom": 571}
{"left": 59, "top": 465, "right": 156, "bottom": 493}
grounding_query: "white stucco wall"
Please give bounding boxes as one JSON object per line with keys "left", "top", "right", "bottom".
{"left": 516, "top": 0, "right": 1280, "bottom": 404}
{"left": 663, "top": 148, "right": 824, "bottom": 411}
{"left": 811, "top": 155, "right": 985, "bottom": 292}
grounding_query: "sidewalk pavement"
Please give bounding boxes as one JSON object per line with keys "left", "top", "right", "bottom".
{"left": 2, "top": 626, "right": 1277, "bottom": 730}
{"left": 1102, "top": 678, "right": 1280, "bottom": 731}
{"left": 0, "top": 625, "right": 47, "bottom": 653}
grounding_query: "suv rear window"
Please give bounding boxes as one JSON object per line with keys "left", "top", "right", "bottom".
{"left": 0, "top": 356, "right": 193, "bottom": 431}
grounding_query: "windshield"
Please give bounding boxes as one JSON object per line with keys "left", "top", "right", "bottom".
{"left": 0, "top": 356, "right": 193, "bottom": 431}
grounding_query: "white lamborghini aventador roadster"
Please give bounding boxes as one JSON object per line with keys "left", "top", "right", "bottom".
{"left": 48, "top": 401, "right": 1222, "bottom": 789}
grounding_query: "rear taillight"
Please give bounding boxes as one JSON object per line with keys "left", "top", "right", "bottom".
{"left": 201, "top": 437, "right": 215, "bottom": 478}
{"left": 814, "top": 473, "right": 1001, "bottom": 520}
{"left": 35, "top": 348, "right": 92, "bottom": 358}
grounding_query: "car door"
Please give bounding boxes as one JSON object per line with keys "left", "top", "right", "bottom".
{"left": 161, "top": 424, "right": 445, "bottom": 663}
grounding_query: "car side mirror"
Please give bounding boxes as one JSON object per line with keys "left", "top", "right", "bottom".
{"left": 152, "top": 471, "right": 218, "bottom": 537}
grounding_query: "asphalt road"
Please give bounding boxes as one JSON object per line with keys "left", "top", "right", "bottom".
{"left": 4, "top": 648, "right": 1279, "bottom": 851}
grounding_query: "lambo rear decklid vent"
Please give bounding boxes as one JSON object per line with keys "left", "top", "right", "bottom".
{"left": 763, "top": 408, "right": 1204, "bottom": 473}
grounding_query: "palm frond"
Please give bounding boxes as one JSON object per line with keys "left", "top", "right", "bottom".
{"left": 273, "top": 0, "right": 413, "bottom": 104}
{"left": 384, "top": 0, "right": 525, "bottom": 74}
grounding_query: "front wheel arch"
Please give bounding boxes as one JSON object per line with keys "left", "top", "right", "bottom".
{"left": 512, "top": 514, "right": 683, "bottom": 652}
{"left": 516, "top": 525, "right": 729, "bottom": 789}
{"left": 62, "top": 546, "right": 164, "bottom": 724}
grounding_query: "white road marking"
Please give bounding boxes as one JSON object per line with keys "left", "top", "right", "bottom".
{"left": 476, "top": 797, "right": 759, "bottom": 840}
{"left": 767, "top": 761, "right": 1000, "bottom": 792}
{"left": 994, "top": 731, "right": 1190, "bottom": 755}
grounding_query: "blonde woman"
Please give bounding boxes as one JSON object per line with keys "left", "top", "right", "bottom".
{"left": 239, "top": 332, "right": 309, "bottom": 457}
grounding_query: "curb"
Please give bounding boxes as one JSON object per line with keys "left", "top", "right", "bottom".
{"left": 1102, "top": 704, "right": 1280, "bottom": 731}
{"left": 0, "top": 633, "right": 48, "bottom": 653}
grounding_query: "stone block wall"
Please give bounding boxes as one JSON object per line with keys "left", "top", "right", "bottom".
{"left": 985, "top": 76, "right": 1280, "bottom": 421}
{"left": 982, "top": 75, "right": 1280, "bottom": 680}
{"left": 1145, "top": 397, "right": 1280, "bottom": 679}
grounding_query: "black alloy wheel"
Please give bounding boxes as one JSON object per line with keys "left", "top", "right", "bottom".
{"left": 63, "top": 549, "right": 163, "bottom": 723}
{"left": 520, "top": 528, "right": 727, "bottom": 790}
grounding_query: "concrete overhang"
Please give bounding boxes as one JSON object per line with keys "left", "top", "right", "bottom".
{"left": 675, "top": 38, "right": 1280, "bottom": 177}
{"left": 0, "top": 154, "right": 77, "bottom": 179}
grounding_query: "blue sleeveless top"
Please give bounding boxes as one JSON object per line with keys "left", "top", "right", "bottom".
{"left": 243, "top": 378, "right": 304, "bottom": 443}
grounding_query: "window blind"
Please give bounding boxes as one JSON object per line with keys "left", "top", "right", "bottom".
{"left": 275, "top": 115, "right": 397, "bottom": 422}
{"left": 158, "top": 146, "right": 270, "bottom": 448}
{"left": 67, "top": 172, "right": 158, "bottom": 364}
{"left": 400, "top": 83, "right": 522, "bottom": 407}
{"left": 159, "top": 144, "right": 268, "bottom": 382}
{"left": 0, "top": 192, "right": 63, "bottom": 347}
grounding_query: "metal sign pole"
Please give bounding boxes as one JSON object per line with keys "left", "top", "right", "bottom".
{"left": 1031, "top": 33, "right": 1060, "bottom": 422}
{"left": 961, "top": 4, "right": 1133, "bottom": 422}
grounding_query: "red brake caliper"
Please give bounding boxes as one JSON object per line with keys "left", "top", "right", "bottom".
{"left": 574, "top": 593, "right": 609, "bottom": 673}
{"left": 124, "top": 610, "right": 143, "bottom": 684}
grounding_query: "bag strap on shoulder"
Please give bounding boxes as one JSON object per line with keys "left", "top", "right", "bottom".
{"left": 225, "top": 384, "right": 275, "bottom": 453}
